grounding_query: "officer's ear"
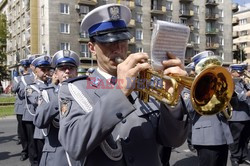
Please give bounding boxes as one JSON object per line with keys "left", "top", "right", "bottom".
{"left": 88, "top": 41, "right": 96, "bottom": 56}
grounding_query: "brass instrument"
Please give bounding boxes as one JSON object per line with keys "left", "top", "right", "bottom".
{"left": 116, "top": 56, "right": 234, "bottom": 119}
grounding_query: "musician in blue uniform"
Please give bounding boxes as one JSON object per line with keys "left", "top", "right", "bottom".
{"left": 33, "top": 50, "right": 80, "bottom": 166}
{"left": 24, "top": 55, "right": 52, "bottom": 166}
{"left": 58, "top": 4, "right": 188, "bottom": 166}
{"left": 229, "top": 64, "right": 250, "bottom": 166}
{"left": 12, "top": 59, "right": 30, "bottom": 161}
{"left": 184, "top": 51, "right": 233, "bottom": 166}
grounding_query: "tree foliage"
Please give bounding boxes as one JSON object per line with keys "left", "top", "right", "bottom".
{"left": 0, "top": 14, "right": 9, "bottom": 80}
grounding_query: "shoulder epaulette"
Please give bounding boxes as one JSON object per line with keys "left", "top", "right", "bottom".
{"left": 62, "top": 75, "right": 88, "bottom": 84}
{"left": 27, "top": 82, "right": 36, "bottom": 86}
{"left": 23, "top": 73, "right": 30, "bottom": 76}
{"left": 40, "top": 86, "right": 54, "bottom": 91}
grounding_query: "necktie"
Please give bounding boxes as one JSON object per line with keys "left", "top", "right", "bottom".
{"left": 110, "top": 76, "right": 117, "bottom": 85}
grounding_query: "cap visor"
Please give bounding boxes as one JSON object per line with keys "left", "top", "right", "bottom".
{"left": 57, "top": 62, "right": 77, "bottom": 68}
{"left": 37, "top": 65, "right": 53, "bottom": 69}
{"left": 93, "top": 31, "right": 132, "bottom": 43}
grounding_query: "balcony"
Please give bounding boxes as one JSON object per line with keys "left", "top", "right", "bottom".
{"left": 179, "top": 0, "right": 193, "bottom": 2}
{"left": 78, "top": 0, "right": 97, "bottom": 6}
{"left": 120, "top": 1, "right": 135, "bottom": 10}
{"left": 232, "top": 31, "right": 239, "bottom": 38}
{"left": 128, "top": 19, "right": 135, "bottom": 28}
{"left": 205, "top": 0, "right": 218, "bottom": 6}
{"left": 79, "top": 53, "right": 91, "bottom": 59}
{"left": 233, "top": 44, "right": 238, "bottom": 51}
{"left": 78, "top": 33, "right": 89, "bottom": 43}
{"left": 189, "top": 25, "right": 194, "bottom": 31}
{"left": 151, "top": 6, "right": 166, "bottom": 15}
{"left": 205, "top": 28, "right": 219, "bottom": 35}
{"left": 78, "top": 13, "right": 86, "bottom": 22}
{"left": 206, "top": 43, "right": 219, "bottom": 49}
{"left": 187, "top": 41, "right": 194, "bottom": 48}
{"left": 232, "top": 17, "right": 239, "bottom": 25}
{"left": 205, "top": 13, "right": 219, "bottom": 20}
{"left": 232, "top": 3, "right": 239, "bottom": 13}
{"left": 129, "top": 37, "right": 136, "bottom": 45}
{"left": 179, "top": 9, "right": 194, "bottom": 17}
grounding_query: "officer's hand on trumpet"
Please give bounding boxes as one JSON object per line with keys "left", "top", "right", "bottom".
{"left": 116, "top": 52, "right": 187, "bottom": 98}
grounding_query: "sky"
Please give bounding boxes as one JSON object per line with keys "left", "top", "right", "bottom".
{"left": 233, "top": 0, "right": 250, "bottom": 8}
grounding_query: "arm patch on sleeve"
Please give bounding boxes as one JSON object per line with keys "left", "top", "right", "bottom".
{"left": 60, "top": 99, "right": 72, "bottom": 117}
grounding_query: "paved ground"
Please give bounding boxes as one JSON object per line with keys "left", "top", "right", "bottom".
{"left": 0, "top": 115, "right": 249, "bottom": 166}
{"left": 0, "top": 116, "right": 29, "bottom": 166}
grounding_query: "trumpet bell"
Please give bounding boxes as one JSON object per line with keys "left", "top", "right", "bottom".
{"left": 191, "top": 65, "right": 234, "bottom": 116}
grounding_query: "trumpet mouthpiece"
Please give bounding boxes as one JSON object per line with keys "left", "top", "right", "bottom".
{"left": 115, "top": 57, "right": 124, "bottom": 64}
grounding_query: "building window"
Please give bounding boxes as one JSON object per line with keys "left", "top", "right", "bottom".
{"left": 180, "top": 18, "right": 187, "bottom": 25}
{"left": 166, "top": 1, "right": 172, "bottom": 11}
{"left": 60, "top": 3, "right": 69, "bottom": 14}
{"left": 80, "top": 31, "right": 89, "bottom": 38}
{"left": 80, "top": 5, "right": 89, "bottom": 14}
{"left": 60, "top": 23, "right": 70, "bottom": 34}
{"left": 60, "top": 43, "right": 70, "bottom": 50}
{"left": 80, "top": 44, "right": 90, "bottom": 58}
{"left": 136, "top": 47, "right": 143, "bottom": 52}
{"left": 166, "top": 16, "right": 172, "bottom": 22}
{"left": 22, "top": 33, "right": 25, "bottom": 42}
{"left": 219, "top": 52, "right": 224, "bottom": 60}
{"left": 194, "top": 20, "right": 199, "bottom": 29}
{"left": 136, "top": 29, "right": 143, "bottom": 40}
{"left": 194, "top": 5, "right": 199, "bottom": 14}
{"left": 239, "top": 19, "right": 247, "bottom": 25}
{"left": 42, "top": 44, "right": 46, "bottom": 54}
{"left": 194, "top": 34, "right": 200, "bottom": 44}
{"left": 219, "top": 24, "right": 223, "bottom": 31}
{"left": 240, "top": 42, "right": 247, "bottom": 48}
{"left": 219, "top": 37, "right": 224, "bottom": 46}
{"left": 41, "top": 5, "right": 44, "bottom": 16}
{"left": 41, "top": 24, "right": 45, "bottom": 35}
{"left": 219, "top": 9, "right": 224, "bottom": 17}
{"left": 135, "top": 0, "right": 142, "bottom": 6}
{"left": 22, "top": 0, "right": 25, "bottom": 9}
{"left": 240, "top": 30, "right": 248, "bottom": 36}
{"left": 17, "top": 20, "right": 20, "bottom": 28}
{"left": 136, "top": 13, "right": 142, "bottom": 23}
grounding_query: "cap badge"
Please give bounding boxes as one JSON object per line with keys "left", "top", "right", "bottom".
{"left": 44, "top": 56, "right": 49, "bottom": 61}
{"left": 63, "top": 50, "right": 70, "bottom": 58}
{"left": 108, "top": 6, "right": 121, "bottom": 20}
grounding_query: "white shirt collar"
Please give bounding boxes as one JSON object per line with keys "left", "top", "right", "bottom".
{"left": 97, "top": 68, "right": 113, "bottom": 80}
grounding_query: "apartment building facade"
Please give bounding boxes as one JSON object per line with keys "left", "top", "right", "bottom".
{"left": 233, "top": 9, "right": 250, "bottom": 64}
{"left": 2, "top": 0, "right": 236, "bottom": 74}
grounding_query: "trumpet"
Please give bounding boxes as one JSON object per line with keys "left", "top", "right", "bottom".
{"left": 116, "top": 56, "right": 234, "bottom": 119}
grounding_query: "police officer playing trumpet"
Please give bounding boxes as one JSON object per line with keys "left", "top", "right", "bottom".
{"left": 58, "top": 3, "right": 188, "bottom": 166}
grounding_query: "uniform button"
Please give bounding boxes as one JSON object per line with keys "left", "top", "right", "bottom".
{"left": 55, "top": 107, "right": 58, "bottom": 110}
{"left": 122, "top": 119, "right": 126, "bottom": 123}
{"left": 128, "top": 156, "right": 134, "bottom": 163}
{"left": 116, "top": 112, "right": 123, "bottom": 119}
{"left": 124, "top": 137, "right": 130, "bottom": 143}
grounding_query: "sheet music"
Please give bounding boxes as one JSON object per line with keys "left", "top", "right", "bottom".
{"left": 150, "top": 20, "right": 190, "bottom": 70}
